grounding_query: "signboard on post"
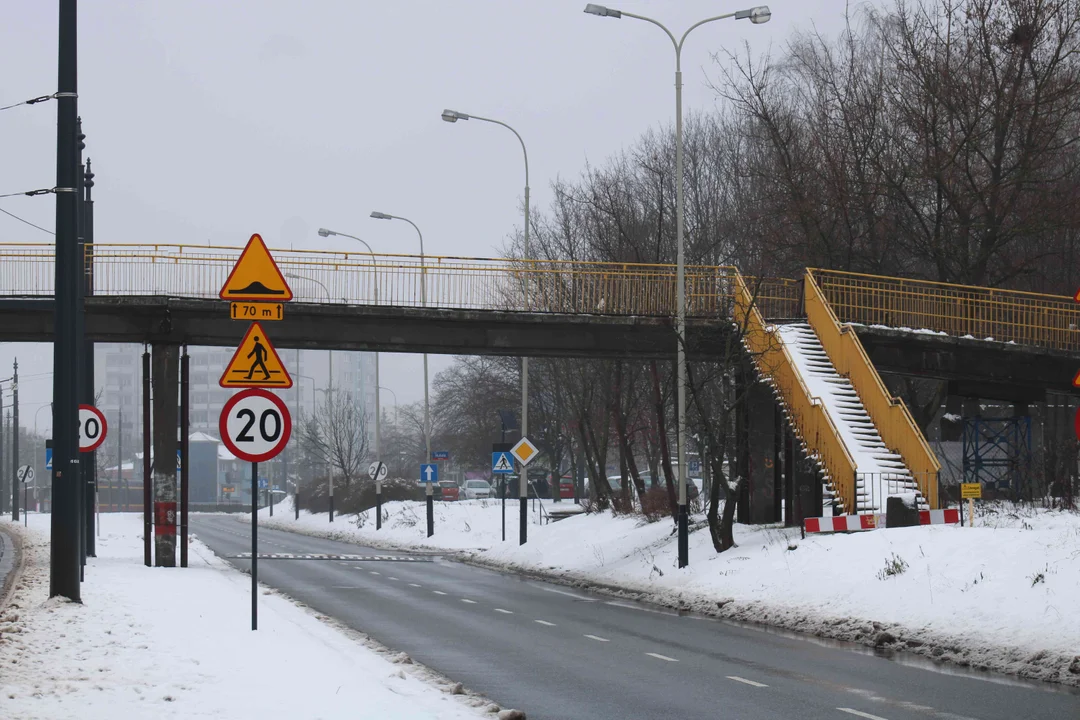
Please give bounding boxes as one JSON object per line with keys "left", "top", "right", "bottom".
{"left": 220, "top": 322, "right": 293, "bottom": 389}
{"left": 45, "top": 439, "right": 52, "bottom": 471}
{"left": 219, "top": 389, "right": 292, "bottom": 463}
{"left": 960, "top": 483, "right": 982, "bottom": 499}
{"left": 219, "top": 233, "right": 293, "bottom": 302}
{"left": 17, "top": 465, "right": 34, "bottom": 484}
{"left": 492, "top": 451, "right": 514, "bottom": 474}
{"left": 419, "top": 463, "right": 438, "bottom": 485}
{"left": 368, "top": 461, "right": 388, "bottom": 482}
{"left": 432, "top": 451, "right": 449, "bottom": 461}
{"left": 510, "top": 437, "right": 538, "bottom": 466}
{"left": 78, "top": 404, "right": 108, "bottom": 452}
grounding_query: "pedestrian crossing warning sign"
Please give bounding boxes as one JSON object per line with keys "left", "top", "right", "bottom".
{"left": 492, "top": 451, "right": 515, "bottom": 474}
{"left": 219, "top": 233, "right": 293, "bottom": 302}
{"left": 219, "top": 321, "right": 293, "bottom": 388}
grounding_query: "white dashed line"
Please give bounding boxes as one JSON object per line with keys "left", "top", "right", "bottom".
{"left": 584, "top": 634, "right": 609, "bottom": 642}
{"left": 837, "top": 709, "right": 889, "bottom": 720}
{"left": 645, "top": 652, "right": 678, "bottom": 662}
{"left": 727, "top": 676, "right": 768, "bottom": 688}
{"left": 535, "top": 620, "right": 557, "bottom": 627}
{"left": 369, "top": 571, "right": 380, "bottom": 575}
{"left": 433, "top": 590, "right": 447, "bottom": 596}
{"left": 388, "top": 577, "right": 399, "bottom": 581}
{"left": 409, "top": 583, "right": 422, "bottom": 588}
{"left": 494, "top": 608, "right": 513, "bottom": 614}
{"left": 461, "top": 599, "right": 477, "bottom": 604}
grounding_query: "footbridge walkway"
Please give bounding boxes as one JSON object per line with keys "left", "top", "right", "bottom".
{"left": 1, "top": 243, "right": 1077, "bottom": 517}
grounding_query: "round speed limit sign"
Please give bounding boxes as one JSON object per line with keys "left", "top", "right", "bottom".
{"left": 219, "top": 388, "right": 292, "bottom": 463}
{"left": 78, "top": 404, "right": 108, "bottom": 452}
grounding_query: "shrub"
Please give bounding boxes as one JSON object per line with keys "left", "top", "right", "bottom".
{"left": 876, "top": 553, "right": 909, "bottom": 580}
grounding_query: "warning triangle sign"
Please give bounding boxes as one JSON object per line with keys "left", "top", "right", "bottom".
{"left": 219, "top": 233, "right": 293, "bottom": 301}
{"left": 220, "top": 321, "right": 293, "bottom": 389}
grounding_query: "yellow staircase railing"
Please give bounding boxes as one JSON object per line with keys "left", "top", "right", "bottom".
{"left": 804, "top": 270, "right": 941, "bottom": 509}
{"left": 734, "top": 273, "right": 857, "bottom": 513}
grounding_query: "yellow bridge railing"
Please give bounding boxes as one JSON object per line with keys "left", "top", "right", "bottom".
{"left": 812, "top": 269, "right": 1080, "bottom": 353}
{"left": 734, "top": 273, "right": 857, "bottom": 513}
{"left": 805, "top": 271, "right": 941, "bottom": 509}
{"left": 0, "top": 243, "right": 741, "bottom": 317}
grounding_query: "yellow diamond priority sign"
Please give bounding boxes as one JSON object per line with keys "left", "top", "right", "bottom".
{"left": 511, "top": 437, "right": 538, "bottom": 466}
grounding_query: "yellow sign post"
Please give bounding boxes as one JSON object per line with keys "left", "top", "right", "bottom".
{"left": 960, "top": 482, "right": 981, "bottom": 526}
{"left": 219, "top": 321, "right": 293, "bottom": 389}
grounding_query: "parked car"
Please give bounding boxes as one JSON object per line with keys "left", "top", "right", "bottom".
{"left": 462, "top": 479, "right": 492, "bottom": 500}
{"left": 436, "top": 480, "right": 459, "bottom": 502}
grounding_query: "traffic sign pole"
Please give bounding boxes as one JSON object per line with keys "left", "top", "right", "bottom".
{"left": 251, "top": 460, "right": 258, "bottom": 631}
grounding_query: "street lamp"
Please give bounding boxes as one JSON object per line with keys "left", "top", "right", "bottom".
{"left": 441, "top": 107, "right": 533, "bottom": 544}
{"left": 370, "top": 210, "right": 434, "bottom": 538}
{"left": 317, "top": 227, "right": 382, "bottom": 507}
{"left": 379, "top": 386, "right": 398, "bottom": 422}
{"left": 585, "top": 3, "right": 771, "bottom": 569}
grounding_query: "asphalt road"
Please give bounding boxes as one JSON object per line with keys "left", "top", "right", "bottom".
{"left": 192, "top": 515, "right": 1080, "bottom": 720}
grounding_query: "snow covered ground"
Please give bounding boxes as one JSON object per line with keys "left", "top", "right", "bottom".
{"left": 258, "top": 497, "right": 1080, "bottom": 686}
{"left": 0, "top": 513, "right": 501, "bottom": 719}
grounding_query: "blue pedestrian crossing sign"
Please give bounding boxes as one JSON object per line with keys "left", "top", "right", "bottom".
{"left": 492, "top": 451, "right": 514, "bottom": 474}
{"left": 420, "top": 463, "right": 438, "bottom": 484}
{"left": 45, "top": 441, "right": 53, "bottom": 471}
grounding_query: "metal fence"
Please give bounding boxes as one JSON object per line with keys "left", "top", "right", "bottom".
{"left": 0, "top": 243, "right": 753, "bottom": 318}
{"left": 812, "top": 268, "right": 1080, "bottom": 353}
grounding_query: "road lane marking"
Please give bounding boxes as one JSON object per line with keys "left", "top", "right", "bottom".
{"left": 461, "top": 599, "right": 477, "bottom": 604}
{"left": 369, "top": 571, "right": 380, "bottom": 575}
{"left": 838, "top": 709, "right": 889, "bottom": 720}
{"left": 433, "top": 590, "right": 447, "bottom": 596}
{"left": 535, "top": 620, "right": 556, "bottom": 626}
{"left": 645, "top": 652, "right": 678, "bottom": 662}
{"left": 409, "top": 583, "right": 422, "bottom": 588}
{"left": 494, "top": 608, "right": 513, "bottom": 614}
{"left": 584, "top": 634, "right": 609, "bottom": 642}
{"left": 727, "top": 676, "right": 768, "bottom": 688}
{"left": 388, "top": 577, "right": 399, "bottom": 581}
{"left": 538, "top": 586, "right": 597, "bottom": 602}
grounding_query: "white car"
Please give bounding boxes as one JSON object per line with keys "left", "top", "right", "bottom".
{"left": 462, "top": 479, "right": 493, "bottom": 500}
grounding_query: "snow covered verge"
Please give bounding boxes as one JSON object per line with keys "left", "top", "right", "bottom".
{"left": 0, "top": 513, "right": 506, "bottom": 720}
{"left": 256, "top": 498, "right": 1080, "bottom": 687}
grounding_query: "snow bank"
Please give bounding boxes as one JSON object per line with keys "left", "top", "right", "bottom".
{"left": 0, "top": 513, "right": 493, "bottom": 719}
{"left": 260, "top": 498, "right": 1080, "bottom": 687}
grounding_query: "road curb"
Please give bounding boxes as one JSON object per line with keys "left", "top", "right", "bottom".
{"left": 0, "top": 523, "right": 25, "bottom": 612}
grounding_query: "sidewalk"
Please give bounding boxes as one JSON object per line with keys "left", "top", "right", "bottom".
{"left": 0, "top": 514, "right": 496, "bottom": 720}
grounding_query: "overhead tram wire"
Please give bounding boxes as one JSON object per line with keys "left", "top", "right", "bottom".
{"left": 0, "top": 92, "right": 76, "bottom": 113}
{"left": 0, "top": 207, "right": 53, "bottom": 235}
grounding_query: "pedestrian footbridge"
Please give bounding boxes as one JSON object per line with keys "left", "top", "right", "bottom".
{"left": 2, "top": 243, "right": 1078, "bottom": 516}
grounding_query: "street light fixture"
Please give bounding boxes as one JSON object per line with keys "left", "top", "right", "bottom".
{"left": 370, "top": 210, "right": 434, "bottom": 538}
{"left": 317, "top": 226, "right": 384, "bottom": 527}
{"left": 440, "top": 106, "right": 534, "bottom": 543}
{"left": 585, "top": 3, "right": 771, "bottom": 569}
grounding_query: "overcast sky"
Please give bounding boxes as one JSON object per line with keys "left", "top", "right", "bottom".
{"left": 1, "top": 0, "right": 847, "bottom": 435}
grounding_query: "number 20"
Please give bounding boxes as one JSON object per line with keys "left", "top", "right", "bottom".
{"left": 235, "top": 408, "right": 281, "bottom": 443}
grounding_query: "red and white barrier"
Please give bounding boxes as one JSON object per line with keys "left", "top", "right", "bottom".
{"left": 804, "top": 508, "right": 960, "bottom": 534}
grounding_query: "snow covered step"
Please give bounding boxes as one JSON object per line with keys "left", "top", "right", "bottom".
{"left": 776, "top": 322, "right": 928, "bottom": 513}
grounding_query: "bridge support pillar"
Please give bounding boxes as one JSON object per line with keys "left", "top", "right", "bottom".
{"left": 152, "top": 344, "right": 180, "bottom": 567}
{"left": 737, "top": 378, "right": 782, "bottom": 524}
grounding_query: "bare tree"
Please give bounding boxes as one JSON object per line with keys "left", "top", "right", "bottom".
{"left": 297, "top": 390, "right": 369, "bottom": 487}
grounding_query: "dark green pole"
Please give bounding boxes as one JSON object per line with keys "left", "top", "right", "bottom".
{"left": 50, "top": 0, "right": 82, "bottom": 602}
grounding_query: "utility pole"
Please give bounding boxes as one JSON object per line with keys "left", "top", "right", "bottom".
{"left": 51, "top": 0, "right": 81, "bottom": 602}
{"left": 115, "top": 406, "right": 121, "bottom": 512}
{"left": 12, "top": 360, "right": 19, "bottom": 522}
{"left": 78, "top": 118, "right": 95, "bottom": 558}
{"left": 0, "top": 389, "right": 6, "bottom": 516}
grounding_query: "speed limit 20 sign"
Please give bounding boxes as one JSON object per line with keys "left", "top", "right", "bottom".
{"left": 219, "top": 388, "right": 291, "bottom": 463}
{"left": 78, "top": 404, "right": 108, "bottom": 453}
